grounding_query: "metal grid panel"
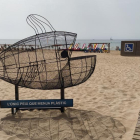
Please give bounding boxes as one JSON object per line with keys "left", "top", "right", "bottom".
{"left": 0, "top": 14, "right": 96, "bottom": 90}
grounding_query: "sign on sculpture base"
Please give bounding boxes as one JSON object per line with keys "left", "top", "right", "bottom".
{"left": 0, "top": 85, "right": 73, "bottom": 114}
{"left": 0, "top": 99, "right": 73, "bottom": 114}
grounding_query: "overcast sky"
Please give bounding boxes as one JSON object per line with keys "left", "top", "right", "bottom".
{"left": 0, "top": 0, "right": 140, "bottom": 39}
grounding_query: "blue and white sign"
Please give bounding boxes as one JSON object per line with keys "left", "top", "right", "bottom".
{"left": 124, "top": 43, "right": 134, "bottom": 52}
{"left": 0, "top": 99, "right": 73, "bottom": 108}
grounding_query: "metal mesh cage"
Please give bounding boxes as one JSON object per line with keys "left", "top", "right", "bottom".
{"left": 0, "top": 14, "right": 96, "bottom": 90}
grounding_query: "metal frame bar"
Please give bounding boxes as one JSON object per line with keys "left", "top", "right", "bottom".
{"left": 0, "top": 14, "right": 97, "bottom": 115}
{"left": 11, "top": 85, "right": 66, "bottom": 114}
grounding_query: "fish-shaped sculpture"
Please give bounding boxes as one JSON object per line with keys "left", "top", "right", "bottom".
{"left": 0, "top": 14, "right": 96, "bottom": 90}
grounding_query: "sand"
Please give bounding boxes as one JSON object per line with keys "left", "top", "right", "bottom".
{"left": 0, "top": 50, "right": 139, "bottom": 140}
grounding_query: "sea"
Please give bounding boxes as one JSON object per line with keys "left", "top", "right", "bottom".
{"left": 0, "top": 39, "right": 139, "bottom": 50}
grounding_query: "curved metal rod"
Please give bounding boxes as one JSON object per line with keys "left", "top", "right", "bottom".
{"left": 26, "top": 14, "right": 56, "bottom": 34}
{"left": 31, "top": 15, "right": 46, "bottom": 33}
{"left": 26, "top": 16, "right": 38, "bottom": 34}
{"left": 31, "top": 15, "right": 52, "bottom": 32}
{"left": 31, "top": 14, "right": 55, "bottom": 32}
{"left": 30, "top": 16, "right": 44, "bottom": 33}
{"left": 32, "top": 14, "right": 56, "bottom": 31}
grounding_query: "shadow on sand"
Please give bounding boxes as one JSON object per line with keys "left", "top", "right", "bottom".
{"left": 0, "top": 108, "right": 126, "bottom": 140}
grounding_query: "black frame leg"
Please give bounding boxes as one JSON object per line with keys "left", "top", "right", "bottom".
{"left": 11, "top": 84, "right": 19, "bottom": 115}
{"left": 15, "top": 84, "right": 19, "bottom": 113}
{"left": 11, "top": 108, "right": 14, "bottom": 114}
{"left": 61, "top": 87, "right": 65, "bottom": 113}
{"left": 11, "top": 84, "right": 66, "bottom": 114}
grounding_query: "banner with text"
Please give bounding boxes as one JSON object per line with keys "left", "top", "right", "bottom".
{"left": 0, "top": 99, "right": 73, "bottom": 108}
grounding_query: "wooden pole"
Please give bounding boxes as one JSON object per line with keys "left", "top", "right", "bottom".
{"left": 108, "top": 43, "right": 110, "bottom": 53}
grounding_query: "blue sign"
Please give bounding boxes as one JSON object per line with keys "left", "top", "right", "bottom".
{"left": 124, "top": 43, "right": 134, "bottom": 52}
{"left": 0, "top": 99, "right": 73, "bottom": 108}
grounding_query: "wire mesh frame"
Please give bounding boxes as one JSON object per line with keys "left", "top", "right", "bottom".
{"left": 0, "top": 14, "right": 96, "bottom": 90}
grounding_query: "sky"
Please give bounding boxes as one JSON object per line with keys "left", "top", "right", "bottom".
{"left": 0, "top": 0, "right": 140, "bottom": 40}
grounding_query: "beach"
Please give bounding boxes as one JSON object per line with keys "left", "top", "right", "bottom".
{"left": 0, "top": 50, "right": 140, "bottom": 140}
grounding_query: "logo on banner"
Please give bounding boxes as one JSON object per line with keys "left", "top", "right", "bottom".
{"left": 124, "top": 43, "right": 134, "bottom": 52}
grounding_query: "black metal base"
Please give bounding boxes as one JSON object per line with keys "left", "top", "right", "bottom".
{"left": 11, "top": 85, "right": 65, "bottom": 115}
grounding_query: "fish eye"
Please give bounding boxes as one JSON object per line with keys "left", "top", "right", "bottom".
{"left": 61, "top": 50, "right": 68, "bottom": 58}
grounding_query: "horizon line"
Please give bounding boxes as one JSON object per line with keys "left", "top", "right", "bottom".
{"left": 0, "top": 38, "right": 140, "bottom": 40}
